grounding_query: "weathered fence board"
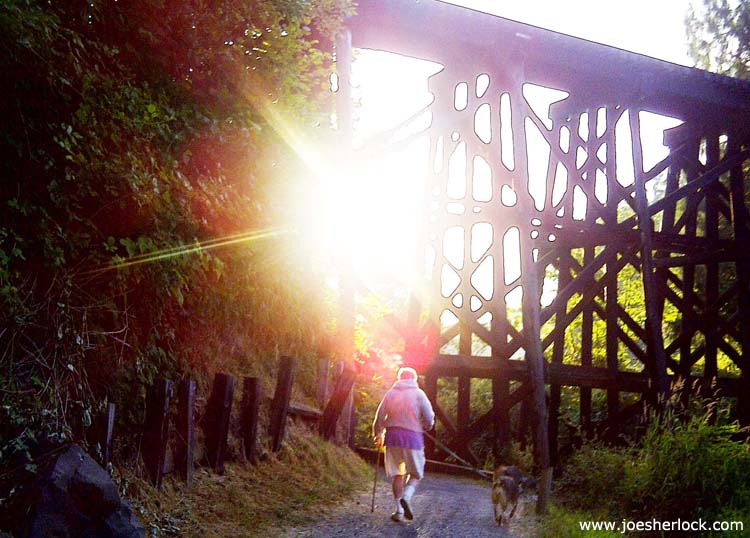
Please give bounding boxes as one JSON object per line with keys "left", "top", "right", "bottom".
{"left": 176, "top": 379, "right": 195, "bottom": 485}
{"left": 269, "top": 356, "right": 295, "bottom": 452}
{"left": 320, "top": 367, "right": 355, "bottom": 440}
{"left": 241, "top": 376, "right": 261, "bottom": 464}
{"left": 205, "top": 373, "right": 235, "bottom": 473}
{"left": 143, "top": 379, "right": 173, "bottom": 489}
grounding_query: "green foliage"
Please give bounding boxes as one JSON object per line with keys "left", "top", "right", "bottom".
{"left": 0, "top": 0, "right": 352, "bottom": 464}
{"left": 556, "top": 408, "right": 750, "bottom": 530}
{"left": 686, "top": 0, "right": 750, "bottom": 79}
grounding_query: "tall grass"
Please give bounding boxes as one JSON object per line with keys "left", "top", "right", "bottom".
{"left": 553, "top": 408, "right": 750, "bottom": 535}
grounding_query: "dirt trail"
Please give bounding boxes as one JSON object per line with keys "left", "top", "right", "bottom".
{"left": 281, "top": 471, "right": 540, "bottom": 538}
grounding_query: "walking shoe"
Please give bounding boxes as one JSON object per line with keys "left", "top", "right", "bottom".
{"left": 390, "top": 512, "right": 404, "bottom": 522}
{"left": 400, "top": 498, "right": 413, "bottom": 520}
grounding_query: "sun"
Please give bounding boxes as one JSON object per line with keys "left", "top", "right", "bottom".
{"left": 295, "top": 50, "right": 443, "bottom": 289}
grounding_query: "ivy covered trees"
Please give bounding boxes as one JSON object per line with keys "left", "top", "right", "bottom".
{"left": 0, "top": 0, "right": 351, "bottom": 461}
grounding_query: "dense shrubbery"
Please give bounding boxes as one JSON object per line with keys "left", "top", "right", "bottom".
{"left": 0, "top": 0, "right": 351, "bottom": 467}
{"left": 551, "top": 405, "right": 750, "bottom": 535}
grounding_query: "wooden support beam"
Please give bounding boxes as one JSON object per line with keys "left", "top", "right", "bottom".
{"left": 206, "top": 373, "right": 235, "bottom": 473}
{"left": 143, "top": 379, "right": 172, "bottom": 489}
{"left": 269, "top": 356, "right": 295, "bottom": 452}
{"left": 457, "top": 375, "right": 471, "bottom": 433}
{"left": 580, "top": 246, "right": 594, "bottom": 434}
{"left": 241, "top": 377, "right": 261, "bottom": 464}
{"left": 428, "top": 354, "right": 743, "bottom": 395}
{"left": 491, "top": 373, "right": 511, "bottom": 461}
{"left": 176, "top": 380, "right": 195, "bottom": 486}
{"left": 729, "top": 137, "right": 750, "bottom": 426}
{"left": 631, "top": 112, "right": 670, "bottom": 405}
{"left": 424, "top": 373, "right": 438, "bottom": 458}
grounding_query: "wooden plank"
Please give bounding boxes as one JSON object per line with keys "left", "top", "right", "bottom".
{"left": 176, "top": 380, "right": 195, "bottom": 485}
{"left": 269, "top": 356, "right": 295, "bottom": 452}
{"left": 241, "top": 377, "right": 261, "bottom": 464}
{"left": 143, "top": 379, "right": 172, "bottom": 489}
{"left": 319, "top": 366, "right": 355, "bottom": 440}
{"left": 206, "top": 373, "right": 235, "bottom": 473}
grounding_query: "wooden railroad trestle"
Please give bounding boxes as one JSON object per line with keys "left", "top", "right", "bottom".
{"left": 342, "top": 0, "right": 750, "bottom": 475}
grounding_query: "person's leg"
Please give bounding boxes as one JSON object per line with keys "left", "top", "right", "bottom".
{"left": 392, "top": 473, "right": 405, "bottom": 505}
{"left": 399, "top": 448, "right": 426, "bottom": 520}
{"left": 403, "top": 475, "right": 420, "bottom": 501}
{"left": 384, "top": 447, "right": 407, "bottom": 521}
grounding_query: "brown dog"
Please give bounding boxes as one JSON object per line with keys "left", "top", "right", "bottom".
{"left": 491, "top": 465, "right": 520, "bottom": 526}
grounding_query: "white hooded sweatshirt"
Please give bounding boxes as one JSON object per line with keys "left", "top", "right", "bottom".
{"left": 372, "top": 378, "right": 435, "bottom": 438}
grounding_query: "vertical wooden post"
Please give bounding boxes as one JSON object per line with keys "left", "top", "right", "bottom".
{"left": 176, "top": 380, "right": 195, "bottom": 486}
{"left": 580, "top": 246, "right": 594, "bottom": 436}
{"left": 240, "top": 377, "right": 261, "bottom": 464}
{"left": 99, "top": 402, "right": 116, "bottom": 467}
{"left": 424, "top": 372, "right": 438, "bottom": 458}
{"left": 269, "top": 356, "right": 295, "bottom": 452}
{"left": 206, "top": 373, "right": 235, "bottom": 473}
{"left": 704, "top": 135, "right": 721, "bottom": 423}
{"left": 320, "top": 367, "right": 356, "bottom": 440}
{"left": 509, "top": 66, "right": 550, "bottom": 513}
{"left": 317, "top": 358, "right": 330, "bottom": 411}
{"left": 492, "top": 373, "right": 510, "bottom": 463}
{"left": 348, "top": 404, "right": 357, "bottom": 449}
{"left": 143, "top": 379, "right": 172, "bottom": 489}
{"left": 729, "top": 136, "right": 750, "bottom": 427}
{"left": 457, "top": 375, "right": 471, "bottom": 433}
{"left": 631, "top": 113, "right": 670, "bottom": 405}
{"left": 550, "top": 258, "right": 571, "bottom": 465}
{"left": 331, "top": 361, "right": 353, "bottom": 445}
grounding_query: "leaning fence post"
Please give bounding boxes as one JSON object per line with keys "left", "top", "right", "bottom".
{"left": 320, "top": 367, "right": 355, "bottom": 440}
{"left": 269, "top": 356, "right": 295, "bottom": 452}
{"left": 241, "top": 376, "right": 261, "bottom": 464}
{"left": 143, "top": 379, "right": 173, "bottom": 489}
{"left": 316, "top": 358, "right": 330, "bottom": 411}
{"left": 176, "top": 379, "right": 195, "bottom": 486}
{"left": 205, "top": 373, "right": 235, "bottom": 474}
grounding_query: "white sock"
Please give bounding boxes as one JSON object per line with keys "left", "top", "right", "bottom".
{"left": 403, "top": 478, "right": 420, "bottom": 501}
{"left": 394, "top": 499, "right": 404, "bottom": 513}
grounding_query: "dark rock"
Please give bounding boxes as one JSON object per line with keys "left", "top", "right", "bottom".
{"left": 26, "top": 444, "right": 144, "bottom": 538}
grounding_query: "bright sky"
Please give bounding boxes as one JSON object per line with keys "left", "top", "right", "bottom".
{"left": 446, "top": 0, "right": 694, "bottom": 66}
{"left": 316, "top": 0, "right": 696, "bottom": 298}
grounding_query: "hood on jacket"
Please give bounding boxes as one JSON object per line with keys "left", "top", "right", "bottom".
{"left": 392, "top": 378, "right": 419, "bottom": 390}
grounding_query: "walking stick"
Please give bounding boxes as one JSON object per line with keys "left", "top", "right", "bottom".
{"left": 371, "top": 448, "right": 381, "bottom": 513}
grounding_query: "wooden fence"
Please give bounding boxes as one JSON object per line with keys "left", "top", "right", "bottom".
{"left": 91, "top": 357, "right": 355, "bottom": 489}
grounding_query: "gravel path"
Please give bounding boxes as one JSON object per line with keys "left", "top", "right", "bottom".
{"left": 282, "top": 470, "right": 540, "bottom": 538}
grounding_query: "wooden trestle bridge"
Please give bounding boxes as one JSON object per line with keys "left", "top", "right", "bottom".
{"left": 339, "top": 0, "right": 750, "bottom": 498}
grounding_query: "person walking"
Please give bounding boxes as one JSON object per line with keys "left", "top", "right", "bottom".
{"left": 372, "top": 367, "right": 435, "bottom": 522}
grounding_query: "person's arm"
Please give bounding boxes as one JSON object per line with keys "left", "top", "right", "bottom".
{"left": 419, "top": 391, "right": 435, "bottom": 431}
{"left": 372, "top": 395, "right": 388, "bottom": 444}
